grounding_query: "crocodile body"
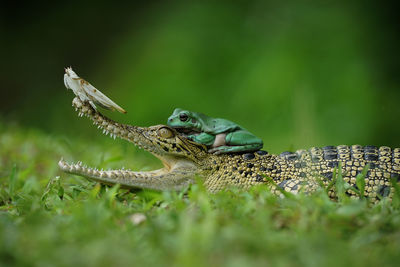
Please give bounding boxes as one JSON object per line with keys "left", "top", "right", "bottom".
{"left": 205, "top": 145, "right": 399, "bottom": 201}
{"left": 59, "top": 97, "right": 400, "bottom": 201}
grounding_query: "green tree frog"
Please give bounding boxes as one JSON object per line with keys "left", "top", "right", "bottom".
{"left": 167, "top": 108, "right": 263, "bottom": 154}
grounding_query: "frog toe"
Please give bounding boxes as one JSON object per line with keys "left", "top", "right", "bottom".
{"left": 208, "top": 147, "right": 221, "bottom": 155}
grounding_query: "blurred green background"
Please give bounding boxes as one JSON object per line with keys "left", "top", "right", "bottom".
{"left": 2, "top": 0, "right": 399, "bottom": 153}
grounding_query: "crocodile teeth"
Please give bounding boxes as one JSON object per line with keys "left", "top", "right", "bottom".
{"left": 74, "top": 164, "right": 82, "bottom": 171}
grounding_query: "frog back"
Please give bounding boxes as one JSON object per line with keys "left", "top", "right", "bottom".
{"left": 201, "top": 117, "right": 242, "bottom": 134}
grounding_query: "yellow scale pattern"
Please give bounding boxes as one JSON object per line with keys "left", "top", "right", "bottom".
{"left": 204, "top": 145, "right": 400, "bottom": 202}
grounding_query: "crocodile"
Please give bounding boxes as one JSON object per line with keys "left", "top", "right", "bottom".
{"left": 59, "top": 97, "right": 400, "bottom": 201}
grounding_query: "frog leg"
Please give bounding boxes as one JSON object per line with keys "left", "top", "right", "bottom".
{"left": 188, "top": 132, "right": 215, "bottom": 146}
{"left": 208, "top": 130, "right": 263, "bottom": 154}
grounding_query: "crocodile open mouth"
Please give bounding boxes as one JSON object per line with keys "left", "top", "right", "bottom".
{"left": 58, "top": 97, "right": 200, "bottom": 190}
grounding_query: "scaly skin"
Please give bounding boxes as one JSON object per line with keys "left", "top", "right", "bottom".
{"left": 59, "top": 97, "right": 400, "bottom": 202}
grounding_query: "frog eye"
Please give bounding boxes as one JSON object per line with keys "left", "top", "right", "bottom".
{"left": 179, "top": 113, "right": 189, "bottom": 122}
{"left": 158, "top": 127, "right": 174, "bottom": 139}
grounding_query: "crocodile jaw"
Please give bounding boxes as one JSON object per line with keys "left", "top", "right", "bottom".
{"left": 58, "top": 97, "right": 203, "bottom": 190}
{"left": 58, "top": 159, "right": 198, "bottom": 191}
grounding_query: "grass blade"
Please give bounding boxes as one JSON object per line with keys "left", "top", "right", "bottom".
{"left": 8, "top": 164, "right": 17, "bottom": 201}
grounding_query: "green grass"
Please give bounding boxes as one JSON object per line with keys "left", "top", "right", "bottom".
{"left": 1, "top": 121, "right": 400, "bottom": 267}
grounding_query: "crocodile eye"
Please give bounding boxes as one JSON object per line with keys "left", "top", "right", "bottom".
{"left": 158, "top": 127, "right": 174, "bottom": 139}
{"left": 179, "top": 113, "right": 189, "bottom": 122}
